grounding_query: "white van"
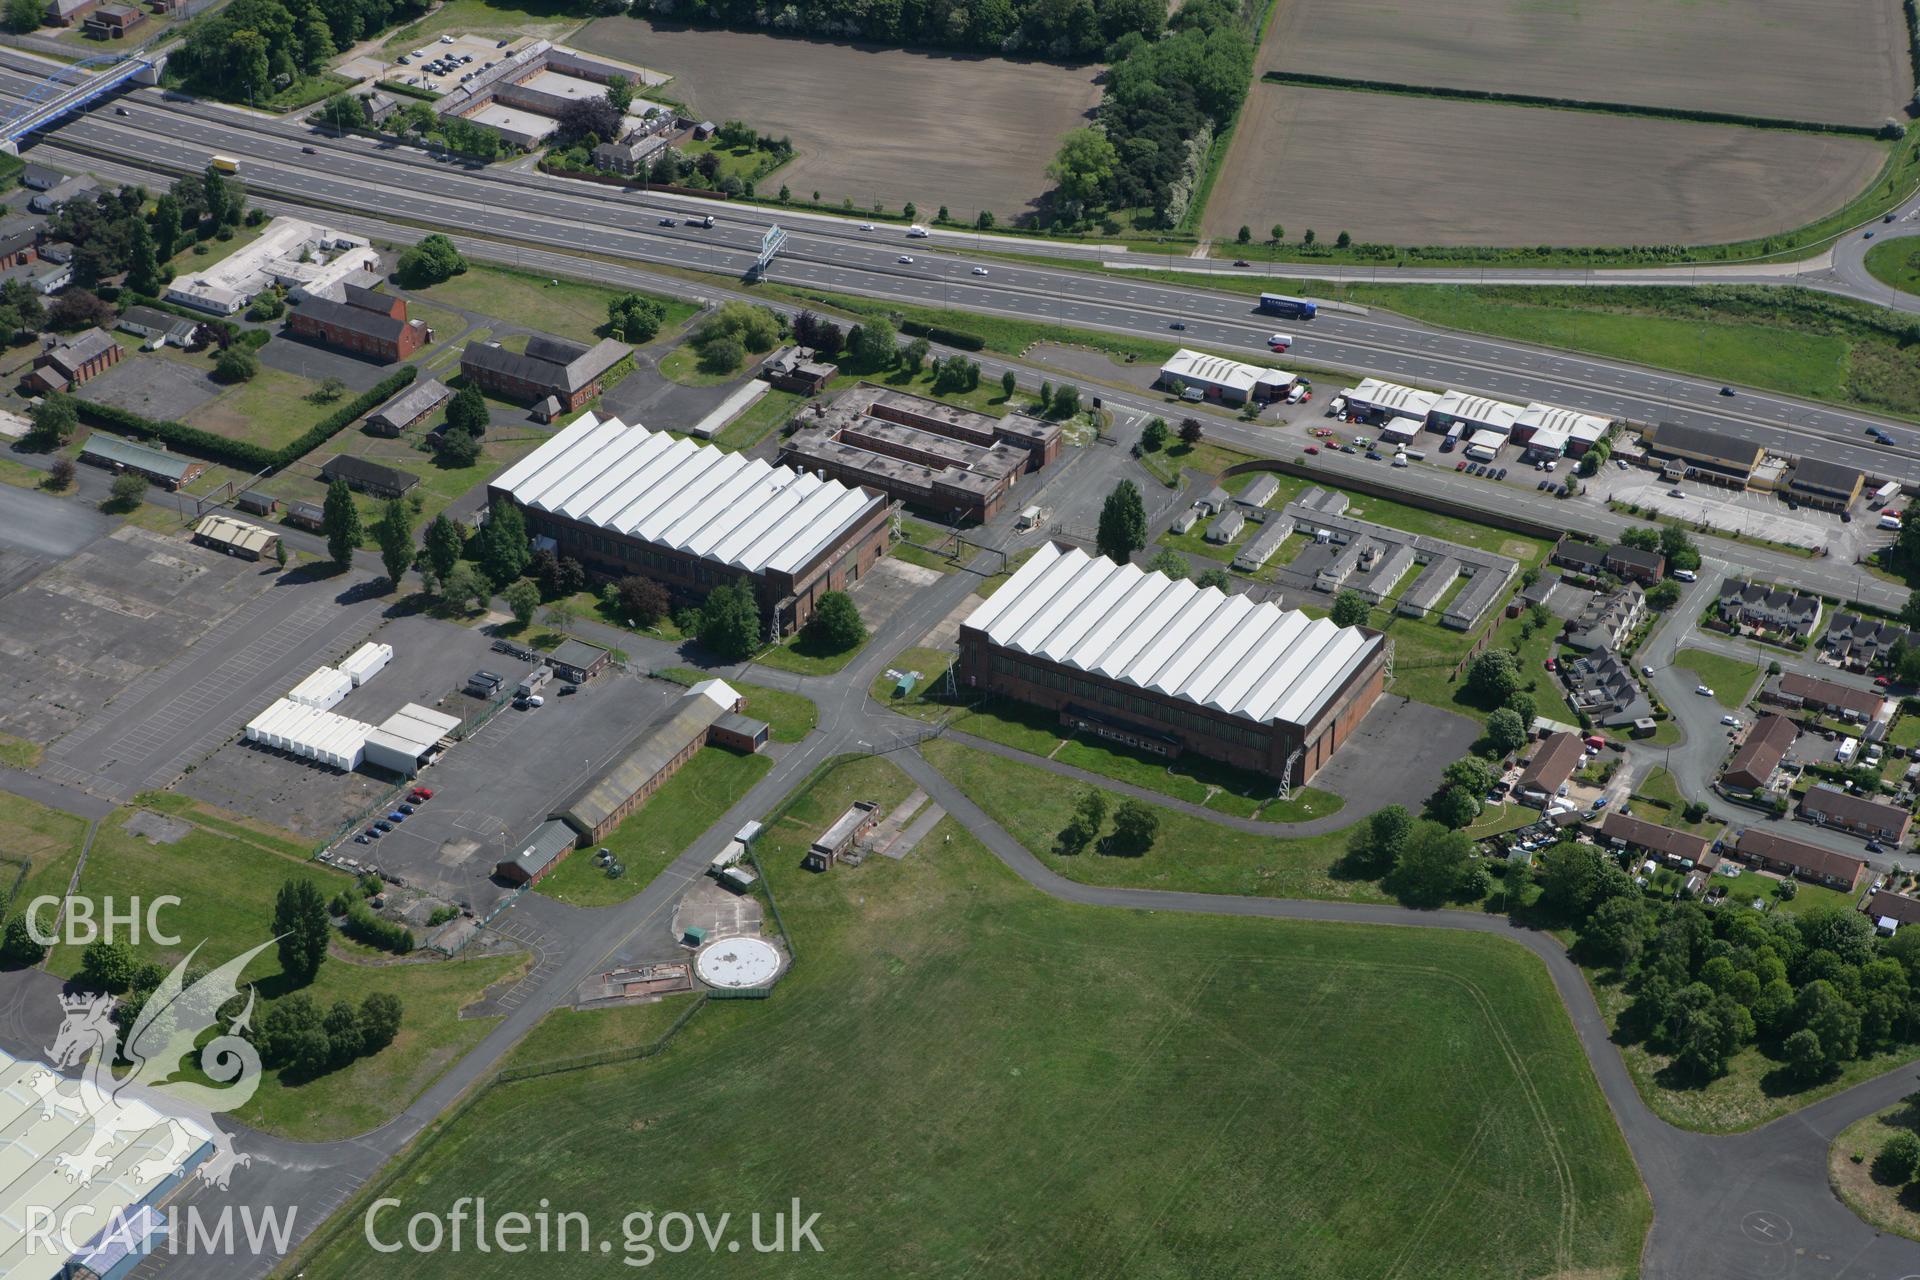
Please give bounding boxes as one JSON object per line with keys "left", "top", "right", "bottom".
{"left": 906, "top": 224, "right": 930, "bottom": 238}
{"left": 1881, "top": 513, "right": 1903, "bottom": 531}
{"left": 1267, "top": 333, "right": 1293, "bottom": 352}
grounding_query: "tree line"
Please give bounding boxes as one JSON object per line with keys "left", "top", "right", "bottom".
{"left": 635, "top": 0, "right": 1168, "bottom": 61}
{"left": 174, "top": 0, "right": 432, "bottom": 103}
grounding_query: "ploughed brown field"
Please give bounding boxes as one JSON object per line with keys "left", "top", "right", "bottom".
{"left": 1263, "top": 0, "right": 1911, "bottom": 126}
{"left": 577, "top": 18, "right": 1102, "bottom": 221}
{"left": 1204, "top": 84, "right": 1888, "bottom": 248}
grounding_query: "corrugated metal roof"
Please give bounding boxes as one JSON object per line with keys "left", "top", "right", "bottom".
{"left": 963, "top": 543, "right": 1379, "bottom": 729}
{"left": 79, "top": 434, "right": 198, "bottom": 481}
{"left": 1159, "top": 347, "right": 1294, "bottom": 394}
{"left": 495, "top": 413, "right": 883, "bottom": 577}
{"left": 194, "top": 513, "right": 277, "bottom": 556}
{"left": 558, "top": 682, "right": 738, "bottom": 835}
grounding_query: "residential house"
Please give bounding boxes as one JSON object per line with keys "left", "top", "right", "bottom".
{"left": 27, "top": 176, "right": 96, "bottom": 216}
{"left": 1824, "top": 613, "right": 1918, "bottom": 672}
{"left": 1716, "top": 578, "right": 1820, "bottom": 643}
{"left": 17, "top": 164, "right": 63, "bottom": 192}
{"left": 319, "top": 454, "right": 419, "bottom": 499}
{"left": 1866, "top": 890, "right": 1920, "bottom": 934}
{"left": 23, "top": 327, "right": 120, "bottom": 395}
{"left": 1516, "top": 732, "right": 1583, "bottom": 805}
{"left": 25, "top": 260, "right": 71, "bottom": 296}
{"left": 1595, "top": 811, "right": 1715, "bottom": 869}
{"left": 1561, "top": 651, "right": 1653, "bottom": 727}
{"left": 1733, "top": 828, "right": 1865, "bottom": 892}
{"left": 591, "top": 134, "right": 667, "bottom": 175}
{"left": 1564, "top": 583, "right": 1645, "bottom": 653}
{"left": 1604, "top": 544, "right": 1665, "bottom": 585}
{"left": 287, "top": 285, "right": 429, "bottom": 362}
{"left": 1761, "top": 672, "right": 1889, "bottom": 724}
{"left": 1800, "top": 784, "right": 1911, "bottom": 844}
{"left": 1719, "top": 714, "right": 1796, "bottom": 796}
{"left": 1549, "top": 535, "right": 1608, "bottom": 578}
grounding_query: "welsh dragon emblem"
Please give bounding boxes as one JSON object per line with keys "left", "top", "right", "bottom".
{"left": 42, "top": 938, "right": 275, "bottom": 1191}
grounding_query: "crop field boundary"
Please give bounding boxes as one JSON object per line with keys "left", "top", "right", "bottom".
{"left": 1261, "top": 71, "right": 1894, "bottom": 139}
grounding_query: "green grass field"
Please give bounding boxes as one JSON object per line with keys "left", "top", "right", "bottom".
{"left": 713, "top": 387, "right": 805, "bottom": 451}
{"left": 0, "top": 791, "right": 89, "bottom": 914}
{"left": 45, "top": 796, "right": 523, "bottom": 1139}
{"left": 920, "top": 738, "right": 1374, "bottom": 900}
{"left": 302, "top": 755, "right": 1649, "bottom": 1279}
{"left": 1865, "top": 239, "right": 1920, "bottom": 297}
{"left": 535, "top": 747, "right": 773, "bottom": 906}
{"left": 753, "top": 628, "right": 867, "bottom": 676}
{"left": 1674, "top": 649, "right": 1762, "bottom": 708}
{"left": 411, "top": 265, "right": 696, "bottom": 348}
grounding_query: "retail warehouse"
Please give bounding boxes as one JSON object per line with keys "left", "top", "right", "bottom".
{"left": 957, "top": 543, "right": 1385, "bottom": 784}
{"left": 490, "top": 413, "right": 892, "bottom": 635}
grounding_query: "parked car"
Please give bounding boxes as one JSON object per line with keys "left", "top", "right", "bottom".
{"left": 354, "top": 834, "right": 370, "bottom": 845}
{"left": 558, "top": 683, "right": 578, "bottom": 696}
{"left": 1340, "top": 444, "right": 1356, "bottom": 454}
{"left": 1868, "top": 840, "right": 1886, "bottom": 853}
{"left": 1875, "top": 675, "right": 1893, "bottom": 687}
{"left": 1695, "top": 684, "right": 1714, "bottom": 697}
{"left": 399, "top": 803, "right": 416, "bottom": 815}
{"left": 1641, "top": 664, "right": 1654, "bottom": 676}
{"left": 373, "top": 820, "right": 393, "bottom": 832}
{"left": 408, "top": 786, "right": 434, "bottom": 802}
{"left": 387, "top": 811, "right": 407, "bottom": 823}
{"left": 1365, "top": 449, "right": 1382, "bottom": 460}
{"left": 1721, "top": 715, "right": 1741, "bottom": 727}
{"left": 1672, "top": 569, "right": 1697, "bottom": 582}
{"left": 1537, "top": 479, "right": 1549, "bottom": 490}
{"left": 1495, "top": 467, "right": 1507, "bottom": 480}
{"left": 1305, "top": 445, "right": 1320, "bottom": 454}
{"left": 1457, "top": 460, "right": 1469, "bottom": 472}
{"left": 1544, "top": 657, "right": 1557, "bottom": 672}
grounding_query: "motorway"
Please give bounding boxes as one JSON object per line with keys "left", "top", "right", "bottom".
{"left": 9, "top": 62, "right": 1920, "bottom": 495}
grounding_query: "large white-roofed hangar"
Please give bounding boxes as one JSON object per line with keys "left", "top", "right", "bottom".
{"left": 489, "top": 412, "right": 893, "bottom": 636}
{"left": 957, "top": 544, "right": 1387, "bottom": 784}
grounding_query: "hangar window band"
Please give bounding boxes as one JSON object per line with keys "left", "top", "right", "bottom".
{"left": 989, "top": 653, "right": 1267, "bottom": 747}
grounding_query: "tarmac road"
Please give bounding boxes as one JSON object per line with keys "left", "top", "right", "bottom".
{"left": 8, "top": 65, "right": 1920, "bottom": 490}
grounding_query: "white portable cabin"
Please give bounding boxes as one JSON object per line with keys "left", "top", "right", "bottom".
{"left": 709, "top": 839, "right": 748, "bottom": 875}
{"left": 340, "top": 642, "right": 393, "bottom": 687}
{"left": 287, "top": 665, "right": 353, "bottom": 711}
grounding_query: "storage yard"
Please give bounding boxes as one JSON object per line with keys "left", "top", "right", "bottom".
{"left": 1261, "top": 0, "right": 1912, "bottom": 125}
{"left": 1204, "top": 84, "right": 1887, "bottom": 247}
{"left": 574, "top": 19, "right": 1103, "bottom": 220}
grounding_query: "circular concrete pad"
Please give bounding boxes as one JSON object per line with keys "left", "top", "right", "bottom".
{"left": 694, "top": 936, "right": 782, "bottom": 989}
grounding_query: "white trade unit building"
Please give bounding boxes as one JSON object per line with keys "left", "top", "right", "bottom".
{"left": 1344, "top": 378, "right": 1438, "bottom": 440}
{"left": 1157, "top": 348, "right": 1297, "bottom": 406}
{"left": 340, "top": 641, "right": 393, "bottom": 687}
{"left": 286, "top": 665, "right": 353, "bottom": 711}
{"left": 1429, "top": 390, "right": 1522, "bottom": 439}
{"left": 1514, "top": 402, "right": 1612, "bottom": 457}
{"left": 362, "top": 703, "right": 461, "bottom": 777}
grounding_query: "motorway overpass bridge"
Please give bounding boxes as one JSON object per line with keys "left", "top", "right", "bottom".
{"left": 0, "top": 50, "right": 159, "bottom": 150}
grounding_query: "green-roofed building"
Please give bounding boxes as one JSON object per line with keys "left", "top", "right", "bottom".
{"left": 79, "top": 434, "right": 206, "bottom": 490}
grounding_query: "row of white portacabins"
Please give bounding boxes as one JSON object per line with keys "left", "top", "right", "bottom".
{"left": 244, "top": 641, "right": 395, "bottom": 771}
